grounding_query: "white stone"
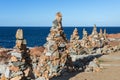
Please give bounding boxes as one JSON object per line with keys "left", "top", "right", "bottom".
{"left": 45, "top": 52, "right": 52, "bottom": 56}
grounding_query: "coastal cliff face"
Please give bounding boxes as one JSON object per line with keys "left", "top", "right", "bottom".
{"left": 0, "top": 13, "right": 120, "bottom": 80}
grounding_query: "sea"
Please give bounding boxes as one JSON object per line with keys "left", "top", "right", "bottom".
{"left": 0, "top": 27, "right": 120, "bottom": 48}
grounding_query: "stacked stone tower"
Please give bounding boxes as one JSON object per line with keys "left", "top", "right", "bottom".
{"left": 81, "top": 28, "right": 91, "bottom": 48}
{"left": 1, "top": 29, "right": 32, "bottom": 80}
{"left": 33, "top": 12, "right": 68, "bottom": 80}
{"left": 69, "top": 28, "right": 81, "bottom": 55}
{"left": 15, "top": 29, "right": 27, "bottom": 52}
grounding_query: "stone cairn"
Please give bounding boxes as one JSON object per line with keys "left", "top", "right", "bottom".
{"left": 0, "top": 29, "right": 32, "bottom": 80}
{"left": 99, "top": 28, "right": 106, "bottom": 47}
{"left": 33, "top": 12, "right": 68, "bottom": 80}
{"left": 69, "top": 28, "right": 82, "bottom": 55}
{"left": 89, "top": 24, "right": 101, "bottom": 48}
{"left": 15, "top": 29, "right": 27, "bottom": 52}
{"left": 81, "top": 28, "right": 91, "bottom": 48}
{"left": 99, "top": 28, "right": 104, "bottom": 39}
{"left": 103, "top": 29, "right": 108, "bottom": 42}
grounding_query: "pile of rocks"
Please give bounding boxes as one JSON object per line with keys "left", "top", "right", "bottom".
{"left": 89, "top": 24, "right": 101, "bottom": 48}
{"left": 88, "top": 24, "right": 108, "bottom": 48}
{"left": 69, "top": 28, "right": 82, "bottom": 55}
{"left": 0, "top": 29, "right": 32, "bottom": 80}
{"left": 15, "top": 29, "right": 27, "bottom": 53}
{"left": 81, "top": 28, "right": 91, "bottom": 48}
{"left": 32, "top": 12, "right": 68, "bottom": 80}
{"left": 0, "top": 12, "right": 119, "bottom": 80}
{"left": 85, "top": 58, "right": 102, "bottom": 72}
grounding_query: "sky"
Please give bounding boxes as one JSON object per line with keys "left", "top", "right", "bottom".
{"left": 0, "top": 0, "right": 120, "bottom": 26}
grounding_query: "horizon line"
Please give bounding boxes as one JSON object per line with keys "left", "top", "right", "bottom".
{"left": 0, "top": 25, "right": 120, "bottom": 27}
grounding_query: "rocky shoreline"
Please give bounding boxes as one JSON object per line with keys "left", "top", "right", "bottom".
{"left": 0, "top": 12, "right": 120, "bottom": 80}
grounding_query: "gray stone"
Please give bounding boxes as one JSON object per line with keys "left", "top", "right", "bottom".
{"left": 88, "top": 61, "right": 98, "bottom": 67}
{"left": 5, "top": 67, "right": 10, "bottom": 78}
{"left": 53, "top": 20, "right": 59, "bottom": 28}
{"left": 11, "top": 71, "right": 23, "bottom": 77}
{"left": 96, "top": 48, "right": 101, "bottom": 54}
{"left": 23, "top": 39, "right": 27, "bottom": 44}
{"left": 59, "top": 43, "right": 66, "bottom": 47}
{"left": 12, "top": 61, "right": 25, "bottom": 67}
{"left": 11, "top": 52, "right": 22, "bottom": 60}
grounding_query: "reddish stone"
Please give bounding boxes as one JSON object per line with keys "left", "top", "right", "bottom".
{"left": 30, "top": 46, "right": 45, "bottom": 57}
{"left": 10, "top": 76, "right": 21, "bottom": 80}
{"left": 9, "top": 65, "right": 19, "bottom": 72}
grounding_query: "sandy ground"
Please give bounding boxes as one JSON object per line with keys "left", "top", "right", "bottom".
{"left": 51, "top": 51, "right": 120, "bottom": 80}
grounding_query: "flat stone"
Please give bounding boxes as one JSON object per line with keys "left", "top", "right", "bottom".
{"left": 11, "top": 71, "right": 23, "bottom": 77}
{"left": 12, "top": 61, "right": 25, "bottom": 67}
{"left": 11, "top": 52, "right": 22, "bottom": 60}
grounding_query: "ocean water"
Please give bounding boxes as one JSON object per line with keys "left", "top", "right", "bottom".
{"left": 0, "top": 27, "right": 120, "bottom": 48}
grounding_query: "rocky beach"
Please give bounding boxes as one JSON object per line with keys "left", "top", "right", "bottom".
{"left": 0, "top": 12, "right": 120, "bottom": 80}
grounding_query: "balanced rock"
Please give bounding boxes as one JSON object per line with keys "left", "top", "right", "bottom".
{"left": 0, "top": 29, "right": 32, "bottom": 80}
{"left": 16, "top": 29, "right": 23, "bottom": 40}
{"left": 15, "top": 29, "right": 27, "bottom": 52}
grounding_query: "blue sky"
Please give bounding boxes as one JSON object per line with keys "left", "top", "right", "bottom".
{"left": 0, "top": 0, "right": 120, "bottom": 26}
